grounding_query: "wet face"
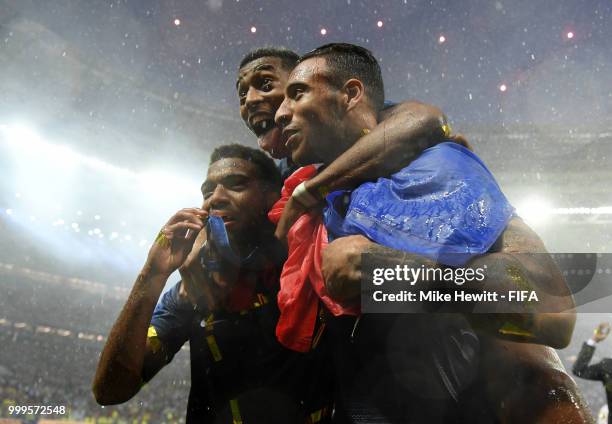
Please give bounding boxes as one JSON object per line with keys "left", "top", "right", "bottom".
{"left": 201, "top": 158, "right": 276, "bottom": 247}
{"left": 274, "top": 57, "right": 346, "bottom": 166}
{"left": 237, "top": 57, "right": 291, "bottom": 159}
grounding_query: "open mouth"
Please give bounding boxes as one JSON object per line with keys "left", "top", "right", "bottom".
{"left": 251, "top": 118, "right": 275, "bottom": 137}
{"left": 282, "top": 129, "right": 299, "bottom": 149}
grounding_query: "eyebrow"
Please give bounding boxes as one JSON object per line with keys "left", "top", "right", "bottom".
{"left": 236, "top": 63, "right": 277, "bottom": 90}
{"left": 201, "top": 172, "right": 251, "bottom": 195}
{"left": 285, "top": 80, "right": 307, "bottom": 96}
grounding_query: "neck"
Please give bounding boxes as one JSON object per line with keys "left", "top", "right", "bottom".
{"left": 325, "top": 110, "right": 377, "bottom": 165}
{"left": 230, "top": 222, "right": 274, "bottom": 258}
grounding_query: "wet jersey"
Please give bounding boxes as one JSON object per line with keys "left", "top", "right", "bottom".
{"left": 149, "top": 241, "right": 333, "bottom": 424}
{"left": 327, "top": 313, "right": 497, "bottom": 423}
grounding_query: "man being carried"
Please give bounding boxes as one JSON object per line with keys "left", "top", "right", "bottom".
{"left": 236, "top": 45, "right": 574, "bottom": 346}
{"left": 273, "top": 43, "right": 588, "bottom": 422}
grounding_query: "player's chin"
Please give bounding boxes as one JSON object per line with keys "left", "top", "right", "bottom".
{"left": 270, "top": 147, "right": 290, "bottom": 160}
{"left": 291, "top": 146, "right": 312, "bottom": 166}
{"left": 226, "top": 220, "right": 250, "bottom": 240}
{"left": 258, "top": 127, "right": 287, "bottom": 159}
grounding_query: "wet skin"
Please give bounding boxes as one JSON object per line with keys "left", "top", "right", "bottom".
{"left": 275, "top": 56, "right": 356, "bottom": 166}
{"left": 237, "top": 57, "right": 291, "bottom": 159}
{"left": 201, "top": 158, "right": 278, "bottom": 255}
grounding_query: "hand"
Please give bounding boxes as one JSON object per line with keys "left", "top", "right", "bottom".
{"left": 179, "top": 227, "right": 239, "bottom": 312}
{"left": 593, "top": 322, "right": 610, "bottom": 343}
{"left": 321, "top": 235, "right": 372, "bottom": 302}
{"left": 145, "top": 208, "right": 207, "bottom": 277}
{"left": 274, "top": 195, "right": 309, "bottom": 246}
{"left": 448, "top": 133, "right": 472, "bottom": 151}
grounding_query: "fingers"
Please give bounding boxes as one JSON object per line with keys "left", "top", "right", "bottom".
{"left": 166, "top": 208, "right": 208, "bottom": 226}
{"left": 180, "top": 264, "right": 219, "bottom": 311}
{"left": 274, "top": 226, "right": 288, "bottom": 249}
{"left": 160, "top": 208, "right": 208, "bottom": 240}
{"left": 183, "top": 228, "right": 208, "bottom": 268}
{"left": 163, "top": 222, "right": 204, "bottom": 239}
{"left": 275, "top": 197, "right": 308, "bottom": 246}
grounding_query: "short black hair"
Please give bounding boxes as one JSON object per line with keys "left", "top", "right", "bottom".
{"left": 239, "top": 47, "right": 299, "bottom": 72}
{"left": 209, "top": 144, "right": 282, "bottom": 192}
{"left": 299, "top": 43, "right": 384, "bottom": 112}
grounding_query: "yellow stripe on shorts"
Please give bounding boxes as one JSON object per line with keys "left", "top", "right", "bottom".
{"left": 230, "top": 399, "right": 243, "bottom": 424}
{"left": 206, "top": 335, "right": 223, "bottom": 361}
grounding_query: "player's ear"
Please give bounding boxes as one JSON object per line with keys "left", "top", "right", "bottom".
{"left": 343, "top": 78, "right": 365, "bottom": 112}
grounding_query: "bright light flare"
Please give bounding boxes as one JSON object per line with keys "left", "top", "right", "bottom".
{"left": 1, "top": 124, "right": 77, "bottom": 169}
{"left": 174, "top": 18, "right": 181, "bottom": 26}
{"left": 250, "top": 26, "right": 257, "bottom": 33}
{"left": 566, "top": 31, "right": 574, "bottom": 39}
{"left": 499, "top": 84, "right": 507, "bottom": 92}
{"left": 377, "top": 20, "right": 384, "bottom": 28}
{"left": 0, "top": 122, "right": 201, "bottom": 268}
{"left": 438, "top": 35, "right": 446, "bottom": 44}
{"left": 516, "top": 197, "right": 552, "bottom": 226}
{"left": 320, "top": 28, "right": 327, "bottom": 35}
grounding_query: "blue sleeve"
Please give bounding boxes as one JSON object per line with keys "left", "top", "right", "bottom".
{"left": 323, "top": 142, "right": 514, "bottom": 267}
{"left": 150, "top": 281, "right": 194, "bottom": 359}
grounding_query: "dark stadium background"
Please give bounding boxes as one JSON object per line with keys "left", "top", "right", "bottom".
{"left": 1, "top": 0, "right": 611, "bottom": 422}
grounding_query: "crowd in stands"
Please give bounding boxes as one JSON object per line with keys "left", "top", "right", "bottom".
{"left": 0, "top": 267, "right": 189, "bottom": 423}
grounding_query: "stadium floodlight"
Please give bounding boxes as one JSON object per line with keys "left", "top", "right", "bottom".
{"left": 1, "top": 123, "right": 80, "bottom": 170}
{"left": 515, "top": 196, "right": 553, "bottom": 226}
{"left": 552, "top": 207, "right": 612, "bottom": 215}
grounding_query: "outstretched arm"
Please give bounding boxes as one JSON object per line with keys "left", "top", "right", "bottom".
{"left": 572, "top": 342, "right": 605, "bottom": 381}
{"left": 572, "top": 323, "right": 610, "bottom": 380}
{"left": 321, "top": 217, "right": 576, "bottom": 349}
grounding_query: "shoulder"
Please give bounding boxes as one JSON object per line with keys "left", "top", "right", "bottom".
{"left": 501, "top": 217, "right": 546, "bottom": 253}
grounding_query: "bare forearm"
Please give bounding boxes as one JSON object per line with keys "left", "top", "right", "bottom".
{"left": 305, "top": 101, "right": 446, "bottom": 197}
{"left": 369, "top": 245, "right": 574, "bottom": 346}
{"left": 325, "top": 237, "right": 574, "bottom": 348}
{"left": 93, "top": 266, "right": 168, "bottom": 404}
{"left": 324, "top": 239, "right": 438, "bottom": 305}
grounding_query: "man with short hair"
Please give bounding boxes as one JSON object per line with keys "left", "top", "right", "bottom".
{"left": 274, "top": 42, "right": 574, "bottom": 344}
{"left": 273, "top": 42, "right": 588, "bottom": 423}
{"left": 93, "top": 144, "right": 333, "bottom": 423}
{"left": 237, "top": 46, "right": 455, "bottom": 236}
{"left": 238, "top": 47, "right": 299, "bottom": 165}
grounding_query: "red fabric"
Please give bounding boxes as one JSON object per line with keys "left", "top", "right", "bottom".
{"left": 268, "top": 166, "right": 359, "bottom": 352}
